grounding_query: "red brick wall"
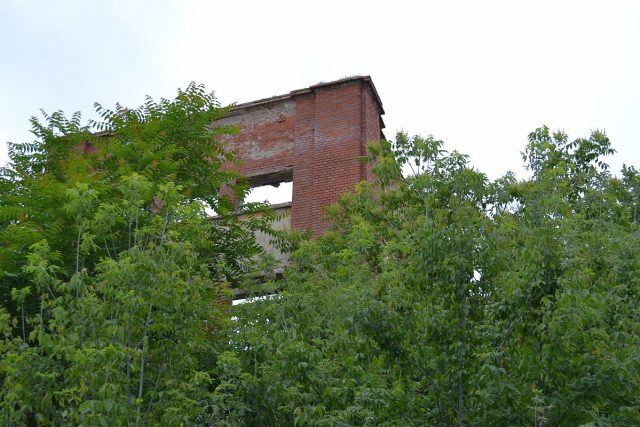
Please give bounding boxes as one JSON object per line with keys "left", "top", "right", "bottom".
{"left": 216, "top": 77, "right": 384, "bottom": 237}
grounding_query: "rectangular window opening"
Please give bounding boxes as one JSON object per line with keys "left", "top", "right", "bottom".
{"left": 244, "top": 181, "right": 292, "bottom": 206}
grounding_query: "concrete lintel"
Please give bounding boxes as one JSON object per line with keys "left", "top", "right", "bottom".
{"left": 245, "top": 166, "right": 293, "bottom": 188}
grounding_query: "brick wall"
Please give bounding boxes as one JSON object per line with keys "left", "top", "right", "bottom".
{"left": 215, "top": 76, "right": 385, "bottom": 237}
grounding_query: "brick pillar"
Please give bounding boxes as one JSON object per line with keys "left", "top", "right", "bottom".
{"left": 291, "top": 93, "right": 316, "bottom": 234}
{"left": 291, "top": 80, "right": 381, "bottom": 236}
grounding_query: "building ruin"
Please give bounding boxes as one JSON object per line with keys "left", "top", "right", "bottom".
{"left": 214, "top": 76, "right": 385, "bottom": 238}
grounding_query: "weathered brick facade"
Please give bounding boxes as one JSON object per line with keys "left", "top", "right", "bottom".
{"left": 214, "top": 76, "right": 385, "bottom": 237}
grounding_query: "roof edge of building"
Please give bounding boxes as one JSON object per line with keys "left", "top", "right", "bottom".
{"left": 229, "top": 75, "right": 385, "bottom": 116}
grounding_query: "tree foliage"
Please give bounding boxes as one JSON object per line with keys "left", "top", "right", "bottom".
{"left": 223, "top": 128, "right": 640, "bottom": 426}
{"left": 0, "top": 84, "right": 279, "bottom": 425}
{"left": 1, "top": 82, "right": 639, "bottom": 425}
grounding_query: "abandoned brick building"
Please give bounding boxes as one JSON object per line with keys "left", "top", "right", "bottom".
{"left": 215, "top": 75, "right": 385, "bottom": 239}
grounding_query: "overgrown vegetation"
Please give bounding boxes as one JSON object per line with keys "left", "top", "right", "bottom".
{"left": 226, "top": 129, "right": 640, "bottom": 425}
{"left": 0, "top": 84, "right": 279, "bottom": 425}
{"left": 1, "top": 85, "right": 639, "bottom": 425}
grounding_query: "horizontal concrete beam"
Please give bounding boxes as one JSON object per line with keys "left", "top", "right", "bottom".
{"left": 245, "top": 166, "right": 293, "bottom": 188}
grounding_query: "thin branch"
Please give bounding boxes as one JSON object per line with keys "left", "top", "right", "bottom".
{"left": 135, "top": 303, "right": 153, "bottom": 427}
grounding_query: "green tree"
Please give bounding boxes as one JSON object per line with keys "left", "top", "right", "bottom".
{"left": 224, "top": 129, "right": 640, "bottom": 426}
{"left": 0, "top": 84, "right": 279, "bottom": 424}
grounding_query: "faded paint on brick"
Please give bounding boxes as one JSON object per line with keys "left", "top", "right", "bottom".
{"left": 216, "top": 101, "right": 295, "bottom": 162}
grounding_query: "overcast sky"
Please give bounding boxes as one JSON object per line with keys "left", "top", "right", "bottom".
{"left": 1, "top": 0, "right": 638, "bottom": 202}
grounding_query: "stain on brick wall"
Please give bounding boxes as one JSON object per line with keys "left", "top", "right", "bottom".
{"left": 214, "top": 76, "right": 385, "bottom": 237}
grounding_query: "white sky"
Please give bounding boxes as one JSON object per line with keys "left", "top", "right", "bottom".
{"left": 1, "top": 0, "right": 639, "bottom": 203}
